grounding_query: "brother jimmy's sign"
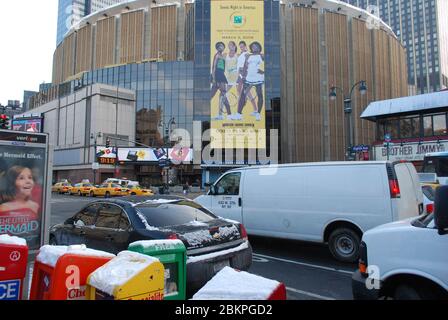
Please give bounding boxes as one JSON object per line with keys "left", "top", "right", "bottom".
{"left": 374, "top": 140, "right": 447, "bottom": 162}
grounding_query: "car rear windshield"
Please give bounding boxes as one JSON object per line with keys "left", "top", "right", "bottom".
{"left": 422, "top": 185, "right": 435, "bottom": 201}
{"left": 136, "top": 201, "right": 217, "bottom": 228}
{"left": 111, "top": 184, "right": 122, "bottom": 188}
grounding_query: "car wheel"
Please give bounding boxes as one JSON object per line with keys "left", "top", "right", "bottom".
{"left": 328, "top": 228, "right": 360, "bottom": 263}
{"left": 393, "top": 284, "right": 436, "bottom": 300}
{"left": 105, "top": 192, "right": 111, "bottom": 198}
{"left": 78, "top": 191, "right": 82, "bottom": 196}
{"left": 90, "top": 191, "right": 95, "bottom": 197}
{"left": 131, "top": 193, "right": 136, "bottom": 196}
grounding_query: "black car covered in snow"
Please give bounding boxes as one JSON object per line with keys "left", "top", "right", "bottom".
{"left": 49, "top": 196, "right": 253, "bottom": 293}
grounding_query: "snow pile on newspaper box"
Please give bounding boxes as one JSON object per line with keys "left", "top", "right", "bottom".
{"left": 88, "top": 251, "right": 160, "bottom": 296}
{"left": 192, "top": 266, "right": 281, "bottom": 300}
{"left": 0, "top": 234, "right": 27, "bottom": 246}
{"left": 36, "top": 245, "right": 115, "bottom": 267}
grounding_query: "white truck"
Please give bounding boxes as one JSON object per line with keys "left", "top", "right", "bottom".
{"left": 195, "top": 161, "right": 424, "bottom": 262}
{"left": 352, "top": 185, "right": 448, "bottom": 300}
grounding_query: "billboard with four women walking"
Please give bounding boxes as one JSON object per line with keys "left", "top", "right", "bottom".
{"left": 210, "top": 0, "right": 266, "bottom": 149}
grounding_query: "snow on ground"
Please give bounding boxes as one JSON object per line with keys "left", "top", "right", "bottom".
{"left": 192, "top": 266, "right": 281, "bottom": 300}
{"left": 0, "top": 234, "right": 27, "bottom": 246}
{"left": 88, "top": 251, "right": 160, "bottom": 296}
{"left": 36, "top": 245, "right": 115, "bottom": 267}
{"left": 187, "top": 241, "right": 249, "bottom": 264}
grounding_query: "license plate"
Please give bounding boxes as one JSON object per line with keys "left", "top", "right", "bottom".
{"left": 213, "top": 260, "right": 230, "bottom": 273}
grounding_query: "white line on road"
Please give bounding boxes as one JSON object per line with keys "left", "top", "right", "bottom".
{"left": 286, "top": 287, "right": 336, "bottom": 301}
{"left": 253, "top": 253, "right": 354, "bottom": 275}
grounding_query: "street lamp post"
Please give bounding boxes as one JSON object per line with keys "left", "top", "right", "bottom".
{"left": 329, "top": 80, "right": 367, "bottom": 161}
{"left": 90, "top": 132, "right": 103, "bottom": 185}
{"left": 160, "top": 117, "right": 176, "bottom": 191}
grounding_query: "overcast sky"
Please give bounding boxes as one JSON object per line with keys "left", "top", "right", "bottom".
{"left": 0, "top": 0, "right": 58, "bottom": 105}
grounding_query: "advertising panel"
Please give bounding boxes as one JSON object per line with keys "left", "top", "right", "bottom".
{"left": 12, "top": 118, "right": 44, "bottom": 133}
{"left": 0, "top": 130, "right": 49, "bottom": 250}
{"left": 95, "top": 147, "right": 117, "bottom": 165}
{"left": 210, "top": 0, "right": 266, "bottom": 149}
{"left": 117, "top": 148, "right": 193, "bottom": 164}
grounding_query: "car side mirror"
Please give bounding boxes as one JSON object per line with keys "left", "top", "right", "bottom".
{"left": 434, "top": 185, "right": 448, "bottom": 235}
{"left": 209, "top": 185, "right": 216, "bottom": 195}
{"left": 205, "top": 182, "right": 212, "bottom": 187}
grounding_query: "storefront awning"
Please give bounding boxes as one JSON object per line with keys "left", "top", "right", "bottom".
{"left": 361, "top": 90, "right": 448, "bottom": 121}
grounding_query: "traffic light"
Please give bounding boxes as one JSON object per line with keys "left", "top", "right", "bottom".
{"left": 106, "top": 138, "right": 111, "bottom": 148}
{"left": 0, "top": 114, "right": 9, "bottom": 130}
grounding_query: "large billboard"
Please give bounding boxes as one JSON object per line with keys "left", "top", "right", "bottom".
{"left": 0, "top": 130, "right": 50, "bottom": 251}
{"left": 12, "top": 118, "right": 44, "bottom": 133}
{"left": 210, "top": 0, "right": 266, "bottom": 149}
{"left": 117, "top": 147, "right": 193, "bottom": 164}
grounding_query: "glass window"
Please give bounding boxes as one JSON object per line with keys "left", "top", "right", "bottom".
{"left": 400, "top": 118, "right": 413, "bottom": 138}
{"left": 214, "top": 173, "right": 241, "bottom": 196}
{"left": 385, "top": 119, "right": 399, "bottom": 139}
{"left": 95, "top": 204, "right": 122, "bottom": 229}
{"left": 424, "top": 116, "right": 433, "bottom": 136}
{"left": 73, "top": 204, "right": 100, "bottom": 227}
{"left": 433, "top": 114, "right": 447, "bottom": 135}
{"left": 136, "top": 201, "right": 216, "bottom": 228}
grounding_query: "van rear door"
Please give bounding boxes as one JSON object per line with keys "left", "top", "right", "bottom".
{"left": 393, "top": 162, "right": 423, "bottom": 220}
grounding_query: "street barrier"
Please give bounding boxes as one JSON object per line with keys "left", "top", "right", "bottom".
{"left": 86, "top": 251, "right": 165, "bottom": 300}
{"left": 128, "top": 240, "right": 187, "bottom": 300}
{"left": 0, "top": 235, "right": 29, "bottom": 300}
{"left": 29, "top": 245, "right": 115, "bottom": 300}
{"left": 192, "top": 266, "right": 287, "bottom": 300}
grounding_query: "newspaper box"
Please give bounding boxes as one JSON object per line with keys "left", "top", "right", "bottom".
{"left": 192, "top": 267, "right": 287, "bottom": 300}
{"left": 128, "top": 240, "right": 186, "bottom": 300}
{"left": 0, "top": 235, "right": 29, "bottom": 300}
{"left": 29, "top": 245, "right": 115, "bottom": 300}
{"left": 86, "top": 251, "right": 165, "bottom": 300}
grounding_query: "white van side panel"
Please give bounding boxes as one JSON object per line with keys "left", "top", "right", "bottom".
{"left": 241, "top": 165, "right": 392, "bottom": 242}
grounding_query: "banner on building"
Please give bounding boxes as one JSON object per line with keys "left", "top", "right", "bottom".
{"left": 117, "top": 147, "right": 193, "bottom": 164}
{"left": 0, "top": 130, "right": 50, "bottom": 251}
{"left": 374, "top": 140, "right": 447, "bottom": 161}
{"left": 12, "top": 117, "right": 44, "bottom": 133}
{"left": 210, "top": 0, "right": 266, "bottom": 149}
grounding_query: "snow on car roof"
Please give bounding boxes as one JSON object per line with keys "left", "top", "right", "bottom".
{"left": 88, "top": 251, "right": 160, "bottom": 296}
{"left": 36, "top": 245, "right": 115, "bottom": 267}
{"left": 0, "top": 234, "right": 27, "bottom": 247}
{"left": 192, "top": 266, "right": 280, "bottom": 300}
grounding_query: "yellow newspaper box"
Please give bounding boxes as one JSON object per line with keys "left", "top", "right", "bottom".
{"left": 86, "top": 251, "right": 165, "bottom": 300}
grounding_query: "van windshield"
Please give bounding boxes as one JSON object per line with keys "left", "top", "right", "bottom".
{"left": 423, "top": 157, "right": 448, "bottom": 177}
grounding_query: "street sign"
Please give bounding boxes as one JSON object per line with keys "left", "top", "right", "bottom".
{"left": 92, "top": 162, "right": 100, "bottom": 170}
{"left": 384, "top": 134, "right": 391, "bottom": 143}
{"left": 158, "top": 159, "right": 171, "bottom": 168}
{"left": 353, "top": 145, "right": 370, "bottom": 152}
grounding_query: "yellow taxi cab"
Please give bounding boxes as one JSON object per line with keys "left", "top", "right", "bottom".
{"left": 51, "top": 182, "right": 73, "bottom": 194}
{"left": 127, "top": 186, "right": 154, "bottom": 196}
{"left": 70, "top": 182, "right": 95, "bottom": 196}
{"left": 91, "top": 183, "right": 129, "bottom": 198}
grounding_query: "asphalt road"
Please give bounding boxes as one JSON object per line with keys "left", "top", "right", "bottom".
{"left": 49, "top": 194, "right": 356, "bottom": 300}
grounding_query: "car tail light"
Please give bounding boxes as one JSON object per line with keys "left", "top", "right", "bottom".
{"left": 168, "top": 233, "right": 178, "bottom": 240}
{"left": 114, "top": 188, "right": 121, "bottom": 192}
{"left": 358, "top": 242, "right": 368, "bottom": 277}
{"left": 240, "top": 224, "right": 248, "bottom": 240}
{"left": 426, "top": 203, "right": 434, "bottom": 214}
{"left": 389, "top": 179, "right": 401, "bottom": 198}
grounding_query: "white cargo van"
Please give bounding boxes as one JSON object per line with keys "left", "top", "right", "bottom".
{"left": 352, "top": 185, "right": 448, "bottom": 300}
{"left": 195, "top": 161, "right": 424, "bottom": 262}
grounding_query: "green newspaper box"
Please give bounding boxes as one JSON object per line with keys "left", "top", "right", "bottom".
{"left": 129, "top": 240, "right": 186, "bottom": 300}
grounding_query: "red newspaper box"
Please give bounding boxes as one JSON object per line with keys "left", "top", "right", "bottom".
{"left": 0, "top": 235, "right": 29, "bottom": 300}
{"left": 29, "top": 245, "right": 115, "bottom": 300}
